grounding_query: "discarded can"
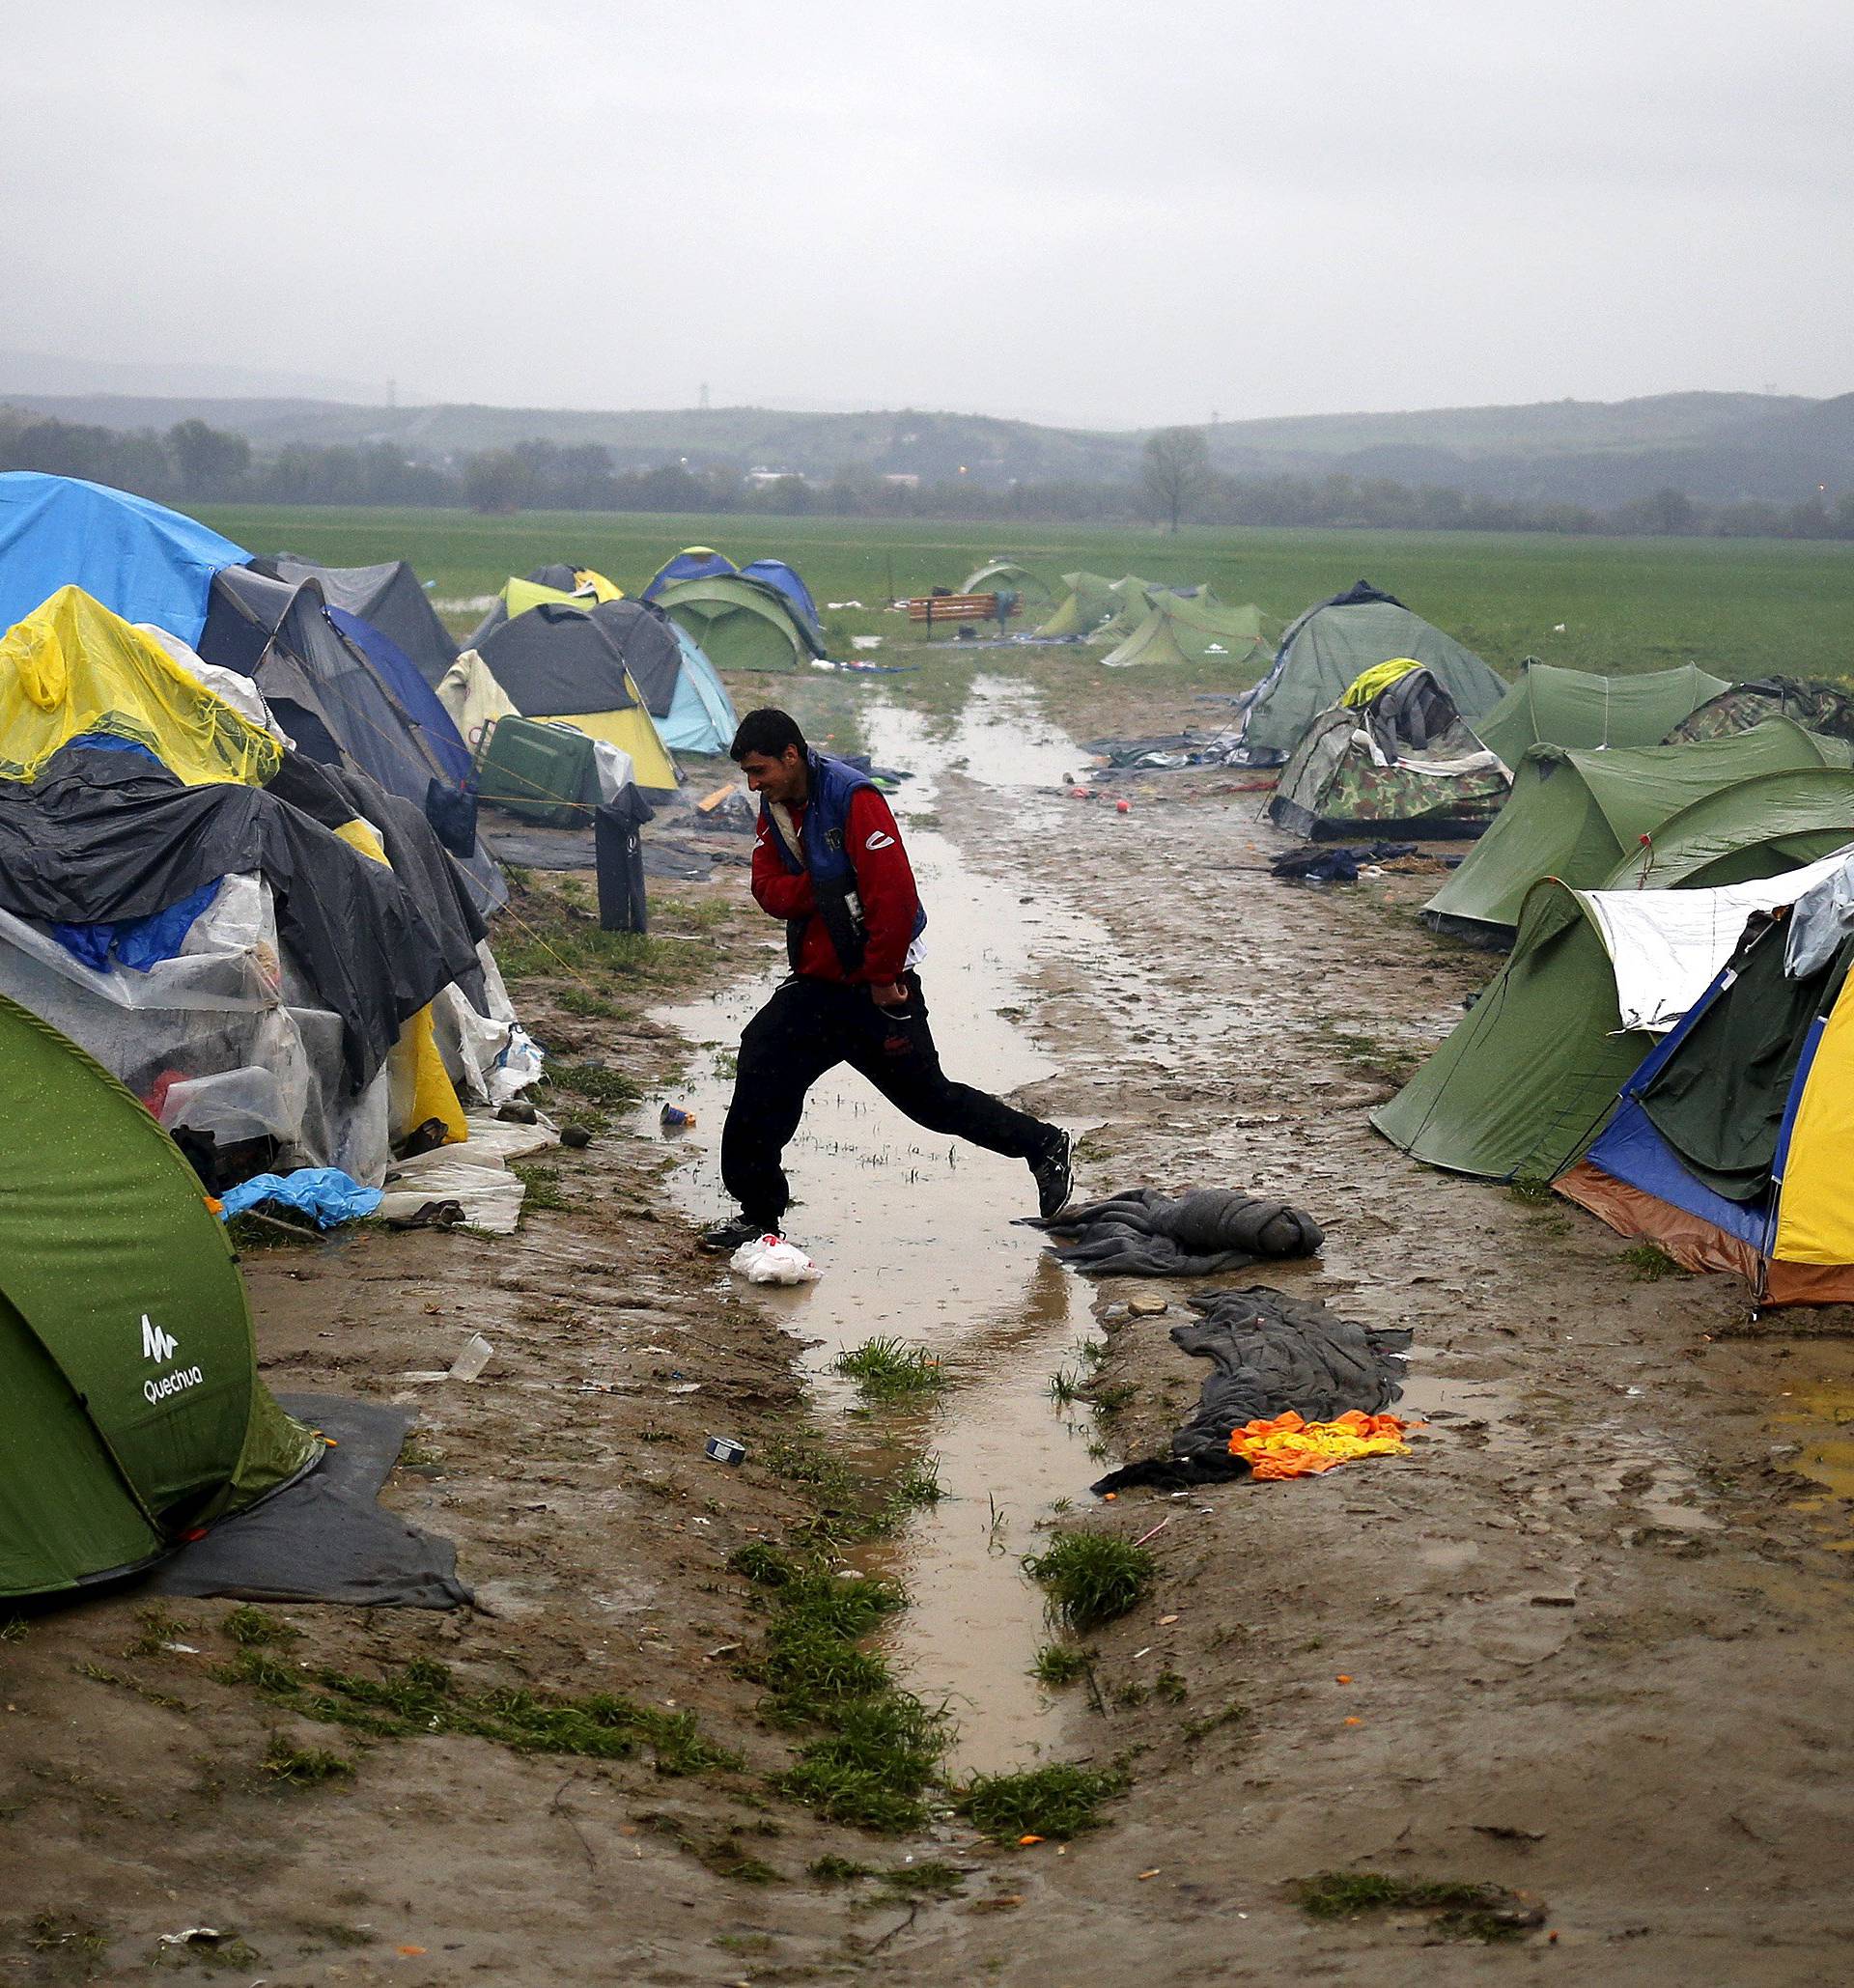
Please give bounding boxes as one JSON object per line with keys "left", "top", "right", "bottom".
{"left": 704, "top": 1435, "right": 747, "bottom": 1467}
{"left": 1115, "top": 798, "right": 1132, "bottom": 814}
{"left": 660, "top": 1104, "right": 696, "bottom": 1130}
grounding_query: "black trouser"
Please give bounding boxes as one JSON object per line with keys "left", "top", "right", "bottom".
{"left": 720, "top": 971, "right": 1052, "bottom": 1229}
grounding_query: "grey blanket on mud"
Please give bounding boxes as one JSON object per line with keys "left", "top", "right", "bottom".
{"left": 1090, "top": 1287, "right": 1412, "bottom": 1494}
{"left": 144, "top": 1393, "right": 471, "bottom": 1610}
{"left": 1023, "top": 1187, "right": 1324, "bottom": 1276}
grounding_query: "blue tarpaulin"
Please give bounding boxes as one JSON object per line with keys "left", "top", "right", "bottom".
{"left": 219, "top": 1167, "right": 384, "bottom": 1227}
{"left": 52, "top": 880, "right": 219, "bottom": 973}
{"left": 0, "top": 473, "right": 246, "bottom": 647}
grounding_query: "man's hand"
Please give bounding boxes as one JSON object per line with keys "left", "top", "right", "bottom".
{"left": 870, "top": 980, "right": 909, "bottom": 1008}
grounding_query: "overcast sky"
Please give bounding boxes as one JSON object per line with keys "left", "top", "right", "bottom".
{"left": 5, "top": 1, "right": 1850, "bottom": 428}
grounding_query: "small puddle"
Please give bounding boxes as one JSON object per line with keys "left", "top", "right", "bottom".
{"left": 1766, "top": 1354, "right": 1854, "bottom": 1550}
{"left": 649, "top": 675, "right": 1117, "bottom": 1773}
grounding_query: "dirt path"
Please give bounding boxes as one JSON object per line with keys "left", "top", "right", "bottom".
{"left": 4, "top": 670, "right": 1851, "bottom": 1985}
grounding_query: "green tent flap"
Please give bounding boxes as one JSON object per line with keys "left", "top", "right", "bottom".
{"left": 958, "top": 561, "right": 1053, "bottom": 608}
{"left": 654, "top": 574, "right": 822, "bottom": 673}
{"left": 1371, "top": 882, "right": 1651, "bottom": 1181}
{"left": 1599, "top": 767, "right": 1854, "bottom": 893}
{"left": 0, "top": 995, "right": 319, "bottom": 1596}
{"left": 1472, "top": 660, "right": 1731, "bottom": 767}
{"left": 1033, "top": 573, "right": 1118, "bottom": 638}
{"left": 1425, "top": 718, "right": 1852, "bottom": 936}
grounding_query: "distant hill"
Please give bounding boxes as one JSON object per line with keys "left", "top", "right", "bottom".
{"left": 3, "top": 386, "right": 1848, "bottom": 505}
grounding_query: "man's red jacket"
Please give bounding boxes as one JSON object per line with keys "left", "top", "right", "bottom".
{"left": 750, "top": 786, "right": 921, "bottom": 984}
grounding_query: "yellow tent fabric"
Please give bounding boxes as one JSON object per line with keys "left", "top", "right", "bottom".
{"left": 1340, "top": 658, "right": 1423, "bottom": 709}
{"left": 503, "top": 577, "right": 578, "bottom": 620}
{"left": 0, "top": 585, "right": 280, "bottom": 787}
{"left": 332, "top": 819, "right": 467, "bottom": 1149}
{"left": 573, "top": 568, "right": 623, "bottom": 602}
{"left": 551, "top": 707, "right": 679, "bottom": 790}
{"left": 1772, "top": 978, "right": 1854, "bottom": 1266}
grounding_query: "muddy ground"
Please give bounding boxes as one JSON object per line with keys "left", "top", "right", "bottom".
{"left": 4, "top": 663, "right": 1851, "bottom": 1986}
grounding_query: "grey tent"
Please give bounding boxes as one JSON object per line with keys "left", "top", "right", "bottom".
{"left": 1235, "top": 581, "right": 1505, "bottom": 766}
{"left": 268, "top": 556, "right": 459, "bottom": 689}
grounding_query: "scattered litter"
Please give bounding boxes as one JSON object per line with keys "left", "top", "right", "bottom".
{"left": 1475, "top": 1823, "right": 1547, "bottom": 1842}
{"left": 851, "top": 634, "right": 883, "bottom": 649}
{"left": 448, "top": 1333, "right": 494, "bottom": 1383}
{"left": 495, "top": 1100, "right": 539, "bottom": 1126}
{"left": 1270, "top": 840, "right": 1419, "bottom": 887}
{"left": 660, "top": 1104, "right": 696, "bottom": 1130}
{"left": 729, "top": 1234, "right": 821, "bottom": 1284}
{"left": 665, "top": 1382, "right": 703, "bottom": 1395}
{"left": 161, "top": 1641, "right": 201, "bottom": 1655}
{"left": 704, "top": 1436, "right": 747, "bottom": 1467}
{"left": 1138, "top": 1868, "right": 1162, "bottom": 1881}
{"left": 829, "top": 601, "right": 865, "bottom": 611}
{"left": 1115, "top": 798, "right": 1132, "bottom": 814}
{"left": 157, "top": 1930, "right": 225, "bottom": 1950}
{"left": 559, "top": 1125, "right": 593, "bottom": 1150}
{"left": 1131, "top": 1516, "right": 1172, "bottom": 1548}
{"left": 1128, "top": 1298, "right": 1169, "bottom": 1318}
{"left": 1228, "top": 1409, "right": 1416, "bottom": 1479}
{"left": 1158, "top": 1614, "right": 1179, "bottom": 1626}
{"left": 1017, "top": 1834, "right": 1044, "bottom": 1847}
{"left": 219, "top": 1167, "right": 382, "bottom": 1229}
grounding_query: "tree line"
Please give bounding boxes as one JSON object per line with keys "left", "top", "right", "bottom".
{"left": 4, "top": 406, "right": 1852, "bottom": 543}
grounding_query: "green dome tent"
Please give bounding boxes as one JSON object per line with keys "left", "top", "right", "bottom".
{"left": 1087, "top": 575, "right": 1166, "bottom": 646}
{"left": 653, "top": 573, "right": 823, "bottom": 674}
{"left": 1100, "top": 590, "right": 1268, "bottom": 669}
{"left": 1471, "top": 660, "right": 1731, "bottom": 767}
{"left": 1237, "top": 581, "right": 1504, "bottom": 765}
{"left": 1033, "top": 573, "right": 1118, "bottom": 638}
{"left": 0, "top": 995, "right": 320, "bottom": 1598}
{"left": 1424, "top": 718, "right": 1853, "bottom": 940}
{"left": 958, "top": 560, "right": 1053, "bottom": 610}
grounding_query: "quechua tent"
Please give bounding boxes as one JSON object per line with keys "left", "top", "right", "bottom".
{"left": 739, "top": 560, "right": 825, "bottom": 645}
{"left": 473, "top": 599, "right": 681, "bottom": 796}
{"left": 1471, "top": 660, "right": 1731, "bottom": 766}
{"left": 1100, "top": 591, "right": 1268, "bottom": 670}
{"left": 268, "top": 556, "right": 460, "bottom": 689}
{"left": 1423, "top": 718, "right": 1853, "bottom": 939}
{"left": 1236, "top": 581, "right": 1503, "bottom": 765}
{"left": 1033, "top": 573, "right": 1118, "bottom": 638}
{"left": 959, "top": 561, "right": 1054, "bottom": 612}
{"left": 640, "top": 546, "right": 737, "bottom": 601}
{"left": 0, "top": 993, "right": 321, "bottom": 1596}
{"left": 653, "top": 573, "right": 823, "bottom": 674}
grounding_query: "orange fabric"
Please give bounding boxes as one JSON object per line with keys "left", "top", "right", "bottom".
{"left": 1227, "top": 1409, "right": 1416, "bottom": 1480}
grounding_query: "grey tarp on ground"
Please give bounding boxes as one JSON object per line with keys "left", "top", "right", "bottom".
{"left": 1091, "top": 1288, "right": 1413, "bottom": 1492}
{"left": 146, "top": 1393, "right": 471, "bottom": 1609}
{"left": 1023, "top": 1187, "right": 1325, "bottom": 1276}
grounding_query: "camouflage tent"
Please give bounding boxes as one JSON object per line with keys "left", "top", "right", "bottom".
{"left": 1268, "top": 666, "right": 1510, "bottom": 840}
{"left": 1664, "top": 677, "right": 1854, "bottom": 746}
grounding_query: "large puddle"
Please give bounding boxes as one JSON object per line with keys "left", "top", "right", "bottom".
{"left": 650, "top": 677, "right": 1116, "bottom": 1773}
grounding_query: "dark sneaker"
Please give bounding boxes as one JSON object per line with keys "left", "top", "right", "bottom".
{"left": 1029, "top": 1128, "right": 1073, "bottom": 1219}
{"left": 699, "top": 1215, "right": 776, "bottom": 1252}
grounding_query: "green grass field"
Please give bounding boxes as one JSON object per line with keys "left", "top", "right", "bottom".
{"left": 198, "top": 503, "right": 1854, "bottom": 683}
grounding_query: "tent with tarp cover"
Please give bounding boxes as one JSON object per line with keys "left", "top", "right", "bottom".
{"left": 1471, "top": 660, "right": 1731, "bottom": 766}
{"left": 1371, "top": 848, "right": 1854, "bottom": 1183}
{"left": 1235, "top": 581, "right": 1504, "bottom": 766}
{"left": 1558, "top": 858, "right": 1854, "bottom": 1305}
{"left": 1423, "top": 718, "right": 1853, "bottom": 940}
{"left": 1268, "top": 665, "right": 1510, "bottom": 840}
{"left": 0, "top": 992, "right": 322, "bottom": 1596}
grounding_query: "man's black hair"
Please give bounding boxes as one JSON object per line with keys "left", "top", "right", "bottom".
{"left": 730, "top": 708, "right": 808, "bottom": 763}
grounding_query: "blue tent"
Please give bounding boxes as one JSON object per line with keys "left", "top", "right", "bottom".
{"left": 640, "top": 546, "right": 737, "bottom": 602}
{"left": 327, "top": 605, "right": 474, "bottom": 789}
{"left": 659, "top": 623, "right": 739, "bottom": 755}
{"left": 740, "top": 559, "right": 825, "bottom": 643}
{"left": 0, "top": 473, "right": 246, "bottom": 648}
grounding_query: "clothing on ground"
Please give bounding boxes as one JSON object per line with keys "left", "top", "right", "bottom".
{"left": 720, "top": 971, "right": 1050, "bottom": 1229}
{"left": 1227, "top": 1409, "right": 1416, "bottom": 1479}
{"left": 1270, "top": 841, "right": 1419, "bottom": 885}
{"left": 1024, "top": 1187, "right": 1325, "bottom": 1276}
{"left": 1090, "top": 1286, "right": 1412, "bottom": 1492}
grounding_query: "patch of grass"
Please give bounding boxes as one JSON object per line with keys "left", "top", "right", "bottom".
{"left": 831, "top": 1336, "right": 945, "bottom": 1401}
{"left": 1506, "top": 1177, "right": 1557, "bottom": 1203}
{"left": 150, "top": 1931, "right": 263, "bottom": 1972}
{"left": 547, "top": 1060, "right": 643, "bottom": 1108}
{"left": 1623, "top": 1241, "right": 1682, "bottom": 1281}
{"left": 638, "top": 1812, "right": 783, "bottom": 1886}
{"left": 557, "top": 986, "right": 618, "bottom": 1020}
{"left": 215, "top": 1648, "right": 739, "bottom": 1776}
{"left": 122, "top": 1605, "right": 192, "bottom": 1658}
{"left": 510, "top": 1162, "right": 569, "bottom": 1212}
{"left": 223, "top": 1210, "right": 321, "bottom": 1252}
{"left": 959, "top": 1763, "right": 1125, "bottom": 1841}
{"left": 1087, "top": 1383, "right": 1138, "bottom": 1416}
{"left": 0, "top": 1617, "right": 25, "bottom": 1644}
{"left": 877, "top": 1860, "right": 968, "bottom": 1899}
{"left": 260, "top": 1736, "right": 355, "bottom": 1787}
{"left": 1024, "top": 1532, "right": 1157, "bottom": 1631}
{"left": 777, "top": 1692, "right": 950, "bottom": 1832}
{"left": 75, "top": 1663, "right": 189, "bottom": 1714}
{"left": 1315, "top": 1022, "right": 1420, "bottom": 1088}
{"left": 1048, "top": 1367, "right": 1082, "bottom": 1406}
{"left": 1292, "top": 1870, "right": 1540, "bottom": 1942}
{"left": 808, "top": 1854, "right": 875, "bottom": 1886}
{"left": 1154, "top": 1669, "right": 1188, "bottom": 1703}
{"left": 223, "top": 1605, "right": 298, "bottom": 1648}
{"left": 1181, "top": 1701, "right": 1247, "bottom": 1741}
{"left": 23, "top": 1909, "right": 109, "bottom": 1975}
{"left": 1030, "top": 1643, "right": 1092, "bottom": 1687}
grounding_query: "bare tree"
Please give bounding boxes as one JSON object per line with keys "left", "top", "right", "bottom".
{"left": 1140, "top": 426, "right": 1214, "bottom": 533}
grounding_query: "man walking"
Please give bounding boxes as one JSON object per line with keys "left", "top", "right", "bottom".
{"left": 699, "top": 708, "right": 1071, "bottom": 1251}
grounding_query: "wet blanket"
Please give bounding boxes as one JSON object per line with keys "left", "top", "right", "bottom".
{"left": 1270, "top": 840, "right": 1417, "bottom": 885}
{"left": 1023, "top": 1187, "right": 1324, "bottom": 1277}
{"left": 1091, "top": 1287, "right": 1413, "bottom": 1493}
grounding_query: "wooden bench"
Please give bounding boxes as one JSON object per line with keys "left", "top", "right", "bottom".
{"left": 905, "top": 592, "right": 1017, "bottom": 635}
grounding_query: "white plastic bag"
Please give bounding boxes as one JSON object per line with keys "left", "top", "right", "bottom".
{"left": 728, "top": 1235, "right": 821, "bottom": 1285}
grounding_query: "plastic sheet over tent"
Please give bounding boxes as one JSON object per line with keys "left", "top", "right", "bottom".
{"left": 268, "top": 555, "right": 459, "bottom": 689}
{"left": 1371, "top": 850, "right": 1854, "bottom": 1182}
{"left": 1472, "top": 659, "right": 1731, "bottom": 766}
{"left": 1423, "top": 718, "right": 1853, "bottom": 939}
{"left": 0, "top": 473, "right": 246, "bottom": 651}
{"left": 0, "top": 992, "right": 322, "bottom": 1598}
{"left": 0, "top": 586, "right": 280, "bottom": 788}
{"left": 1235, "top": 581, "right": 1504, "bottom": 765}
